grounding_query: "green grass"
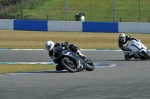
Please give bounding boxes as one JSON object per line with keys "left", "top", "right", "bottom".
{"left": 1, "top": 30, "right": 150, "bottom": 49}
{"left": 0, "top": 64, "right": 55, "bottom": 74}
{"left": 1, "top": 0, "right": 150, "bottom": 22}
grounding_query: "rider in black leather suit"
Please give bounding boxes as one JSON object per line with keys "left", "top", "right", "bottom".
{"left": 45, "top": 41, "right": 86, "bottom": 71}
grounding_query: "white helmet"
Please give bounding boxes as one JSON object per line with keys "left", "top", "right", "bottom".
{"left": 45, "top": 40, "right": 54, "bottom": 51}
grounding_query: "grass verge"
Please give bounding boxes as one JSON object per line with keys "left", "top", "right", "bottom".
{"left": 1, "top": 30, "right": 150, "bottom": 49}
{"left": 0, "top": 64, "right": 55, "bottom": 74}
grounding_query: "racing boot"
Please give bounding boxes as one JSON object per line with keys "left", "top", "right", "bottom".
{"left": 77, "top": 50, "right": 86, "bottom": 59}
{"left": 55, "top": 64, "right": 64, "bottom": 71}
{"left": 129, "top": 53, "right": 134, "bottom": 59}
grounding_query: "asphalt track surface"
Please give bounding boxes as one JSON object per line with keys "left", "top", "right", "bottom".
{"left": 0, "top": 50, "right": 150, "bottom": 99}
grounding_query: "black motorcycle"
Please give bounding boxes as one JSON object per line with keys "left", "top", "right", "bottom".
{"left": 54, "top": 47, "right": 95, "bottom": 73}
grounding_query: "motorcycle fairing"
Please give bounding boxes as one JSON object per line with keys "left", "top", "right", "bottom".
{"left": 62, "top": 49, "right": 85, "bottom": 69}
{"left": 124, "top": 40, "right": 149, "bottom": 59}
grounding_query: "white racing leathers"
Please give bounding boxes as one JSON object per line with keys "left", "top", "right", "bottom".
{"left": 123, "top": 40, "right": 150, "bottom": 60}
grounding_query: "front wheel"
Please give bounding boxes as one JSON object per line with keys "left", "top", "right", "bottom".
{"left": 60, "top": 57, "right": 77, "bottom": 73}
{"left": 141, "top": 51, "right": 150, "bottom": 60}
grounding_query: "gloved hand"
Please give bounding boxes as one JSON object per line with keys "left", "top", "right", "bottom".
{"left": 126, "top": 36, "right": 131, "bottom": 40}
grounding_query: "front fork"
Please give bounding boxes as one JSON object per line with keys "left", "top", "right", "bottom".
{"left": 139, "top": 49, "right": 148, "bottom": 56}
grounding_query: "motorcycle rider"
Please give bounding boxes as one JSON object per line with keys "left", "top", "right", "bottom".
{"left": 45, "top": 40, "right": 86, "bottom": 71}
{"left": 118, "top": 32, "right": 138, "bottom": 60}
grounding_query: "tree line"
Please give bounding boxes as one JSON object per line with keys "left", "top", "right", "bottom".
{"left": 0, "top": 0, "right": 20, "bottom": 6}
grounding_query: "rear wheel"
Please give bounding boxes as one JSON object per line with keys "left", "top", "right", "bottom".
{"left": 85, "top": 58, "right": 95, "bottom": 71}
{"left": 124, "top": 54, "right": 133, "bottom": 60}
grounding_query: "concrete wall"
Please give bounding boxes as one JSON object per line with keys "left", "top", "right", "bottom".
{"left": 0, "top": 19, "right": 14, "bottom": 30}
{"left": 48, "top": 21, "right": 82, "bottom": 32}
{"left": 119, "top": 22, "right": 150, "bottom": 33}
{"left": 0, "top": 19, "right": 150, "bottom": 33}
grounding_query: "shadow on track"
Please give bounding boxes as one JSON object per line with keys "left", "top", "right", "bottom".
{"left": 22, "top": 70, "right": 90, "bottom": 74}
{"left": 0, "top": 70, "right": 89, "bottom": 76}
{"left": 93, "top": 59, "right": 150, "bottom": 61}
{"left": 25, "top": 70, "right": 70, "bottom": 73}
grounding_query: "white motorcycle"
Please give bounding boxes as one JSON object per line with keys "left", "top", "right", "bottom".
{"left": 123, "top": 39, "right": 150, "bottom": 60}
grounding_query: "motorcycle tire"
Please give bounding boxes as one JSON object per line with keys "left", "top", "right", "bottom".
{"left": 85, "top": 58, "right": 95, "bottom": 71}
{"left": 141, "top": 51, "right": 150, "bottom": 60}
{"left": 124, "top": 54, "right": 132, "bottom": 60}
{"left": 60, "top": 57, "right": 77, "bottom": 73}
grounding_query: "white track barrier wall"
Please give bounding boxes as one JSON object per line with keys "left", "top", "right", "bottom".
{"left": 0, "top": 19, "right": 14, "bottom": 30}
{"left": 119, "top": 22, "right": 150, "bottom": 33}
{"left": 48, "top": 21, "right": 82, "bottom": 32}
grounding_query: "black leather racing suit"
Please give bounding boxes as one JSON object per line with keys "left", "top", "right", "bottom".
{"left": 48, "top": 42, "right": 82, "bottom": 60}
{"left": 48, "top": 42, "right": 84, "bottom": 71}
